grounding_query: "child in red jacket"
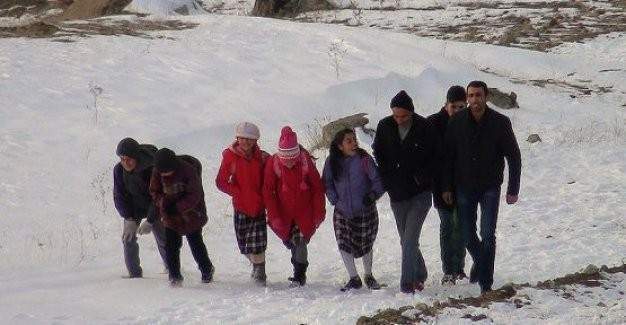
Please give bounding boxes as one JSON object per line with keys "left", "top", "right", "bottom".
{"left": 263, "top": 126, "right": 325, "bottom": 286}
{"left": 216, "top": 122, "right": 269, "bottom": 285}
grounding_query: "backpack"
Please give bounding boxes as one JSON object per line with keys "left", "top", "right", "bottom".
{"left": 179, "top": 155, "right": 202, "bottom": 177}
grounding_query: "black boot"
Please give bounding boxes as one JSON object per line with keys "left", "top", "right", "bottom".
{"left": 469, "top": 263, "right": 479, "bottom": 284}
{"left": 201, "top": 265, "right": 215, "bottom": 283}
{"left": 252, "top": 262, "right": 267, "bottom": 286}
{"left": 288, "top": 258, "right": 308, "bottom": 286}
{"left": 340, "top": 276, "right": 363, "bottom": 291}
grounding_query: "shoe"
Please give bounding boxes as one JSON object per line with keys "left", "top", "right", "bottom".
{"left": 252, "top": 262, "right": 267, "bottom": 286}
{"left": 400, "top": 283, "right": 414, "bottom": 294}
{"left": 441, "top": 274, "right": 456, "bottom": 285}
{"left": 123, "top": 272, "right": 143, "bottom": 279}
{"left": 340, "top": 276, "right": 363, "bottom": 291}
{"left": 414, "top": 282, "right": 425, "bottom": 292}
{"left": 288, "top": 259, "right": 307, "bottom": 286}
{"left": 456, "top": 271, "right": 468, "bottom": 281}
{"left": 201, "top": 265, "right": 215, "bottom": 283}
{"left": 364, "top": 274, "right": 381, "bottom": 290}
{"left": 469, "top": 264, "right": 479, "bottom": 283}
{"left": 480, "top": 286, "right": 492, "bottom": 295}
{"left": 169, "top": 275, "right": 183, "bottom": 287}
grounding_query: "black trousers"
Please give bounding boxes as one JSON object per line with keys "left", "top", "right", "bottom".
{"left": 165, "top": 227, "right": 213, "bottom": 279}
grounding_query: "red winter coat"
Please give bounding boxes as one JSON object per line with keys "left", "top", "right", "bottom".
{"left": 263, "top": 151, "right": 326, "bottom": 241}
{"left": 215, "top": 143, "right": 268, "bottom": 217}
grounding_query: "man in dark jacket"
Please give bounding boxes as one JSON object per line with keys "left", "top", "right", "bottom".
{"left": 372, "top": 90, "right": 439, "bottom": 293}
{"left": 149, "top": 148, "right": 214, "bottom": 287}
{"left": 442, "top": 81, "right": 521, "bottom": 294}
{"left": 427, "top": 86, "right": 468, "bottom": 285}
{"left": 113, "top": 137, "right": 167, "bottom": 278}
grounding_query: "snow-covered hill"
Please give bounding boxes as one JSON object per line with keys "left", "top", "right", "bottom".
{"left": 0, "top": 12, "right": 624, "bottom": 324}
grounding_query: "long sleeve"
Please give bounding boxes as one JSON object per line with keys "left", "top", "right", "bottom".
{"left": 322, "top": 158, "right": 338, "bottom": 205}
{"left": 263, "top": 157, "right": 284, "bottom": 235}
{"left": 149, "top": 168, "right": 164, "bottom": 209}
{"left": 113, "top": 164, "right": 133, "bottom": 220}
{"left": 365, "top": 155, "right": 385, "bottom": 200}
{"left": 442, "top": 119, "right": 457, "bottom": 193}
{"left": 501, "top": 118, "right": 522, "bottom": 196}
{"left": 307, "top": 157, "right": 326, "bottom": 227}
{"left": 175, "top": 168, "right": 202, "bottom": 214}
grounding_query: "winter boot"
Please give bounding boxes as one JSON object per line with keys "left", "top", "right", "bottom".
{"left": 252, "top": 262, "right": 267, "bottom": 286}
{"left": 456, "top": 271, "right": 468, "bottom": 281}
{"left": 201, "top": 265, "right": 215, "bottom": 283}
{"left": 169, "top": 275, "right": 184, "bottom": 287}
{"left": 441, "top": 274, "right": 456, "bottom": 285}
{"left": 364, "top": 274, "right": 381, "bottom": 290}
{"left": 340, "top": 276, "right": 363, "bottom": 292}
{"left": 288, "top": 259, "right": 308, "bottom": 286}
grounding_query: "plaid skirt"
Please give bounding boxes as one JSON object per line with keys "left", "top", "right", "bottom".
{"left": 233, "top": 211, "right": 267, "bottom": 255}
{"left": 333, "top": 205, "right": 379, "bottom": 258}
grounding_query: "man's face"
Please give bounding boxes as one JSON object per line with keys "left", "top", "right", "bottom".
{"left": 237, "top": 137, "right": 257, "bottom": 153}
{"left": 120, "top": 156, "right": 137, "bottom": 172}
{"left": 392, "top": 107, "right": 412, "bottom": 127}
{"left": 445, "top": 100, "right": 466, "bottom": 116}
{"left": 467, "top": 86, "right": 487, "bottom": 113}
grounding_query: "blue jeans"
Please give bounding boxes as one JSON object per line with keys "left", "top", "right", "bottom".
{"left": 390, "top": 192, "right": 432, "bottom": 286}
{"left": 456, "top": 187, "right": 500, "bottom": 290}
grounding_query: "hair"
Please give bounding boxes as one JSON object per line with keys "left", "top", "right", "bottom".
{"left": 466, "top": 80, "right": 489, "bottom": 95}
{"left": 329, "top": 128, "right": 368, "bottom": 180}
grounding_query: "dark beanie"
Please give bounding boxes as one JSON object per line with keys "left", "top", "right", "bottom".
{"left": 154, "top": 148, "right": 178, "bottom": 172}
{"left": 446, "top": 85, "right": 467, "bottom": 103}
{"left": 390, "top": 90, "right": 414, "bottom": 112}
{"left": 116, "top": 138, "right": 140, "bottom": 159}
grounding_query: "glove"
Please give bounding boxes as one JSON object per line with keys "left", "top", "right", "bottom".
{"left": 137, "top": 220, "right": 153, "bottom": 235}
{"left": 362, "top": 194, "right": 375, "bottom": 207}
{"left": 122, "top": 219, "right": 138, "bottom": 243}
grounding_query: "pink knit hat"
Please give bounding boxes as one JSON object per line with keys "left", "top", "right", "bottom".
{"left": 277, "top": 126, "right": 300, "bottom": 159}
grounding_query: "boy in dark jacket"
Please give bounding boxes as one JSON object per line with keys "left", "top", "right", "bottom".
{"left": 149, "top": 148, "right": 214, "bottom": 286}
{"left": 113, "top": 137, "right": 167, "bottom": 278}
{"left": 372, "top": 90, "right": 440, "bottom": 293}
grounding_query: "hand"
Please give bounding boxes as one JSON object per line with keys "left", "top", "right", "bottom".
{"left": 506, "top": 194, "right": 518, "bottom": 204}
{"left": 362, "top": 194, "right": 375, "bottom": 207}
{"left": 442, "top": 192, "right": 454, "bottom": 205}
{"left": 122, "top": 219, "right": 138, "bottom": 243}
{"left": 137, "top": 220, "right": 153, "bottom": 235}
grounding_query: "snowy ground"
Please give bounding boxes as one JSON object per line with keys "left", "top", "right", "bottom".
{"left": 1, "top": 10, "right": 625, "bottom": 325}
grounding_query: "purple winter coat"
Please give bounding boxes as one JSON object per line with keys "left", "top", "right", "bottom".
{"left": 322, "top": 153, "right": 385, "bottom": 218}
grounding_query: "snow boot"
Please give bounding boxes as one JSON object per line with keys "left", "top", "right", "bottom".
{"left": 441, "top": 274, "right": 456, "bottom": 285}
{"left": 288, "top": 258, "right": 307, "bottom": 286}
{"left": 469, "top": 264, "right": 479, "bottom": 284}
{"left": 169, "top": 275, "right": 183, "bottom": 287}
{"left": 340, "top": 276, "right": 363, "bottom": 291}
{"left": 252, "top": 262, "right": 267, "bottom": 286}
{"left": 201, "top": 265, "right": 215, "bottom": 283}
{"left": 364, "top": 274, "right": 381, "bottom": 290}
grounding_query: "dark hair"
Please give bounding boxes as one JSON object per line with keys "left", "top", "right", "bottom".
{"left": 329, "top": 129, "right": 367, "bottom": 180}
{"left": 466, "top": 80, "right": 489, "bottom": 95}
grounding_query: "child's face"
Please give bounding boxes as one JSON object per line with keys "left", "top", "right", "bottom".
{"left": 281, "top": 158, "right": 297, "bottom": 168}
{"left": 237, "top": 137, "right": 257, "bottom": 153}
{"left": 338, "top": 133, "right": 358, "bottom": 156}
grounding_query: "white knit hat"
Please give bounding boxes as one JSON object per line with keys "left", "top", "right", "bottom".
{"left": 235, "top": 122, "right": 260, "bottom": 140}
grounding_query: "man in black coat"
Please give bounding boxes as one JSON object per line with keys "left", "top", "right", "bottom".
{"left": 442, "top": 81, "right": 521, "bottom": 294}
{"left": 427, "top": 85, "right": 468, "bottom": 285}
{"left": 113, "top": 137, "right": 168, "bottom": 278}
{"left": 372, "top": 90, "right": 439, "bottom": 293}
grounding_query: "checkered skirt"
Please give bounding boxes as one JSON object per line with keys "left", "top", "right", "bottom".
{"left": 233, "top": 211, "right": 267, "bottom": 255}
{"left": 333, "top": 205, "right": 379, "bottom": 258}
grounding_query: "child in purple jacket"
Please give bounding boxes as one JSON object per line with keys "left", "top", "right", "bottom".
{"left": 322, "top": 129, "right": 386, "bottom": 291}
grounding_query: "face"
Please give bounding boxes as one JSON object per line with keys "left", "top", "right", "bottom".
{"left": 237, "top": 137, "right": 257, "bottom": 153}
{"left": 281, "top": 158, "right": 296, "bottom": 169}
{"left": 338, "top": 132, "right": 358, "bottom": 156}
{"left": 120, "top": 156, "right": 137, "bottom": 172}
{"left": 445, "top": 100, "right": 467, "bottom": 116}
{"left": 467, "top": 86, "right": 487, "bottom": 113}
{"left": 392, "top": 107, "right": 412, "bottom": 126}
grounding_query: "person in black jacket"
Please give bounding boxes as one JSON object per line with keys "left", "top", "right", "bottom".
{"left": 442, "top": 81, "right": 521, "bottom": 294}
{"left": 372, "top": 90, "right": 439, "bottom": 294}
{"left": 113, "top": 138, "right": 168, "bottom": 278}
{"left": 427, "top": 86, "right": 468, "bottom": 285}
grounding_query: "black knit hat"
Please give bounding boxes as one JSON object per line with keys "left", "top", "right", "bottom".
{"left": 446, "top": 85, "right": 467, "bottom": 103}
{"left": 154, "top": 148, "right": 178, "bottom": 172}
{"left": 390, "top": 90, "right": 414, "bottom": 112}
{"left": 116, "top": 138, "right": 140, "bottom": 159}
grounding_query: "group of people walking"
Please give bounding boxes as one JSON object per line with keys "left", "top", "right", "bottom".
{"left": 112, "top": 80, "right": 521, "bottom": 295}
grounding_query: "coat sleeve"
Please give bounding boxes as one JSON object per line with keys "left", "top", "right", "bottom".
{"left": 149, "top": 168, "right": 165, "bottom": 210}
{"left": 366, "top": 155, "right": 386, "bottom": 200}
{"left": 307, "top": 157, "right": 326, "bottom": 228}
{"left": 442, "top": 118, "right": 457, "bottom": 193}
{"left": 175, "top": 167, "right": 203, "bottom": 214}
{"left": 501, "top": 118, "right": 522, "bottom": 196}
{"left": 263, "top": 157, "right": 286, "bottom": 239}
{"left": 215, "top": 150, "right": 240, "bottom": 197}
{"left": 322, "top": 158, "right": 338, "bottom": 205}
{"left": 113, "top": 164, "right": 134, "bottom": 220}
{"left": 371, "top": 119, "right": 388, "bottom": 175}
